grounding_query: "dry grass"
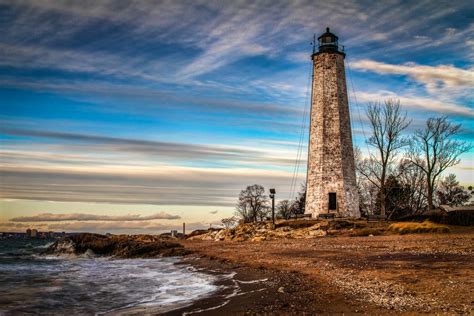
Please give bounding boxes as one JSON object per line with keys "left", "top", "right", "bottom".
{"left": 352, "top": 228, "right": 384, "bottom": 237}
{"left": 388, "top": 220, "right": 450, "bottom": 234}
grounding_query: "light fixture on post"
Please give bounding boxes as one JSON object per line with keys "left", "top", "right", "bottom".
{"left": 269, "top": 188, "right": 276, "bottom": 227}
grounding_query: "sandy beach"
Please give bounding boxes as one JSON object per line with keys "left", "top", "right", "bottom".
{"left": 173, "top": 228, "right": 474, "bottom": 314}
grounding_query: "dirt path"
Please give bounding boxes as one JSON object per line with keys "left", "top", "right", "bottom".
{"left": 180, "top": 230, "right": 474, "bottom": 314}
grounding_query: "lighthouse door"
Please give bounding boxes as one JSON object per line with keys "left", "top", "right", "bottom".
{"left": 328, "top": 193, "right": 337, "bottom": 211}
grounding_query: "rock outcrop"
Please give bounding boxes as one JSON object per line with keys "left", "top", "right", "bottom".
{"left": 44, "top": 233, "right": 189, "bottom": 258}
{"left": 187, "top": 219, "right": 376, "bottom": 242}
{"left": 187, "top": 220, "right": 331, "bottom": 242}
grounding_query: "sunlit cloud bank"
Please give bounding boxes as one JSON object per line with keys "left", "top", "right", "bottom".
{"left": 351, "top": 59, "right": 474, "bottom": 97}
{"left": 3, "top": 211, "right": 185, "bottom": 233}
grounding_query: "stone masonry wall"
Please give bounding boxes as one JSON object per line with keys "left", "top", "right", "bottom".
{"left": 305, "top": 52, "right": 360, "bottom": 218}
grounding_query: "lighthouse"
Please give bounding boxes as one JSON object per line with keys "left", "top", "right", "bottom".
{"left": 305, "top": 28, "right": 360, "bottom": 218}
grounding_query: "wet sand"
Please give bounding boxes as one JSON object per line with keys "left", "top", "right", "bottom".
{"left": 166, "top": 255, "right": 383, "bottom": 315}
{"left": 174, "top": 228, "right": 474, "bottom": 314}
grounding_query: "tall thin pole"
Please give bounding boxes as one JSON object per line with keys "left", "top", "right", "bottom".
{"left": 271, "top": 195, "right": 275, "bottom": 225}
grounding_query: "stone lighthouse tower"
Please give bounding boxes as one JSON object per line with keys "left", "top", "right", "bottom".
{"left": 305, "top": 28, "right": 360, "bottom": 218}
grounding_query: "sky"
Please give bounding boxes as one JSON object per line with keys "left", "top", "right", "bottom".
{"left": 0, "top": 0, "right": 473, "bottom": 234}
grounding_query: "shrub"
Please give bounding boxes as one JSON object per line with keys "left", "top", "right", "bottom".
{"left": 388, "top": 220, "right": 450, "bottom": 234}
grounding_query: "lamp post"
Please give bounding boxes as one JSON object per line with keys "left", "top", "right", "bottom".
{"left": 269, "top": 188, "right": 276, "bottom": 226}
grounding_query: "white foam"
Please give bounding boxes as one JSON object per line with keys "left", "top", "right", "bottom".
{"left": 97, "top": 258, "right": 220, "bottom": 315}
{"left": 34, "top": 242, "right": 54, "bottom": 249}
{"left": 183, "top": 300, "right": 231, "bottom": 315}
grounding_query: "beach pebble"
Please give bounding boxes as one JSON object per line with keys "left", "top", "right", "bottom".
{"left": 278, "top": 287, "right": 285, "bottom": 293}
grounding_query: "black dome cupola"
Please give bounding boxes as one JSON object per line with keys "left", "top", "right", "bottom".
{"left": 316, "top": 27, "right": 344, "bottom": 56}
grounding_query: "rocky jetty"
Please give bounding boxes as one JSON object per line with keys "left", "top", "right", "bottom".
{"left": 44, "top": 233, "right": 189, "bottom": 258}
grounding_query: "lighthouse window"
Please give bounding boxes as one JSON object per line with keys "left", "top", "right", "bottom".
{"left": 328, "top": 193, "right": 337, "bottom": 210}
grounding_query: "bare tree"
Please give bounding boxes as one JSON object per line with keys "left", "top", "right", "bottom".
{"left": 358, "top": 179, "right": 378, "bottom": 216}
{"left": 235, "top": 184, "right": 269, "bottom": 223}
{"left": 397, "top": 159, "right": 427, "bottom": 214}
{"left": 437, "top": 174, "right": 471, "bottom": 207}
{"left": 221, "top": 216, "right": 238, "bottom": 229}
{"left": 358, "top": 99, "right": 410, "bottom": 216}
{"left": 383, "top": 175, "right": 408, "bottom": 219}
{"left": 407, "top": 116, "right": 472, "bottom": 210}
{"left": 235, "top": 199, "right": 252, "bottom": 223}
{"left": 290, "top": 184, "right": 306, "bottom": 217}
{"left": 257, "top": 206, "right": 271, "bottom": 222}
{"left": 277, "top": 199, "right": 292, "bottom": 219}
{"left": 354, "top": 147, "right": 378, "bottom": 216}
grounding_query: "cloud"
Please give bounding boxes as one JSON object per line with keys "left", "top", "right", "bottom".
{"left": 9, "top": 212, "right": 180, "bottom": 222}
{"left": 47, "top": 221, "right": 210, "bottom": 233}
{"left": 287, "top": 52, "right": 311, "bottom": 63}
{"left": 356, "top": 91, "right": 474, "bottom": 118}
{"left": 1, "top": 128, "right": 298, "bottom": 166}
{"left": 3, "top": 1, "right": 470, "bottom": 80}
{"left": 176, "top": 16, "right": 269, "bottom": 78}
{"left": 351, "top": 59, "right": 474, "bottom": 95}
{"left": 0, "top": 43, "right": 171, "bottom": 83}
{"left": 0, "top": 222, "right": 48, "bottom": 230}
{"left": 0, "top": 75, "right": 304, "bottom": 123}
{"left": 0, "top": 163, "right": 299, "bottom": 206}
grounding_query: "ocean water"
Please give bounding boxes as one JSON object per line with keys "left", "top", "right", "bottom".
{"left": 0, "top": 239, "right": 219, "bottom": 315}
